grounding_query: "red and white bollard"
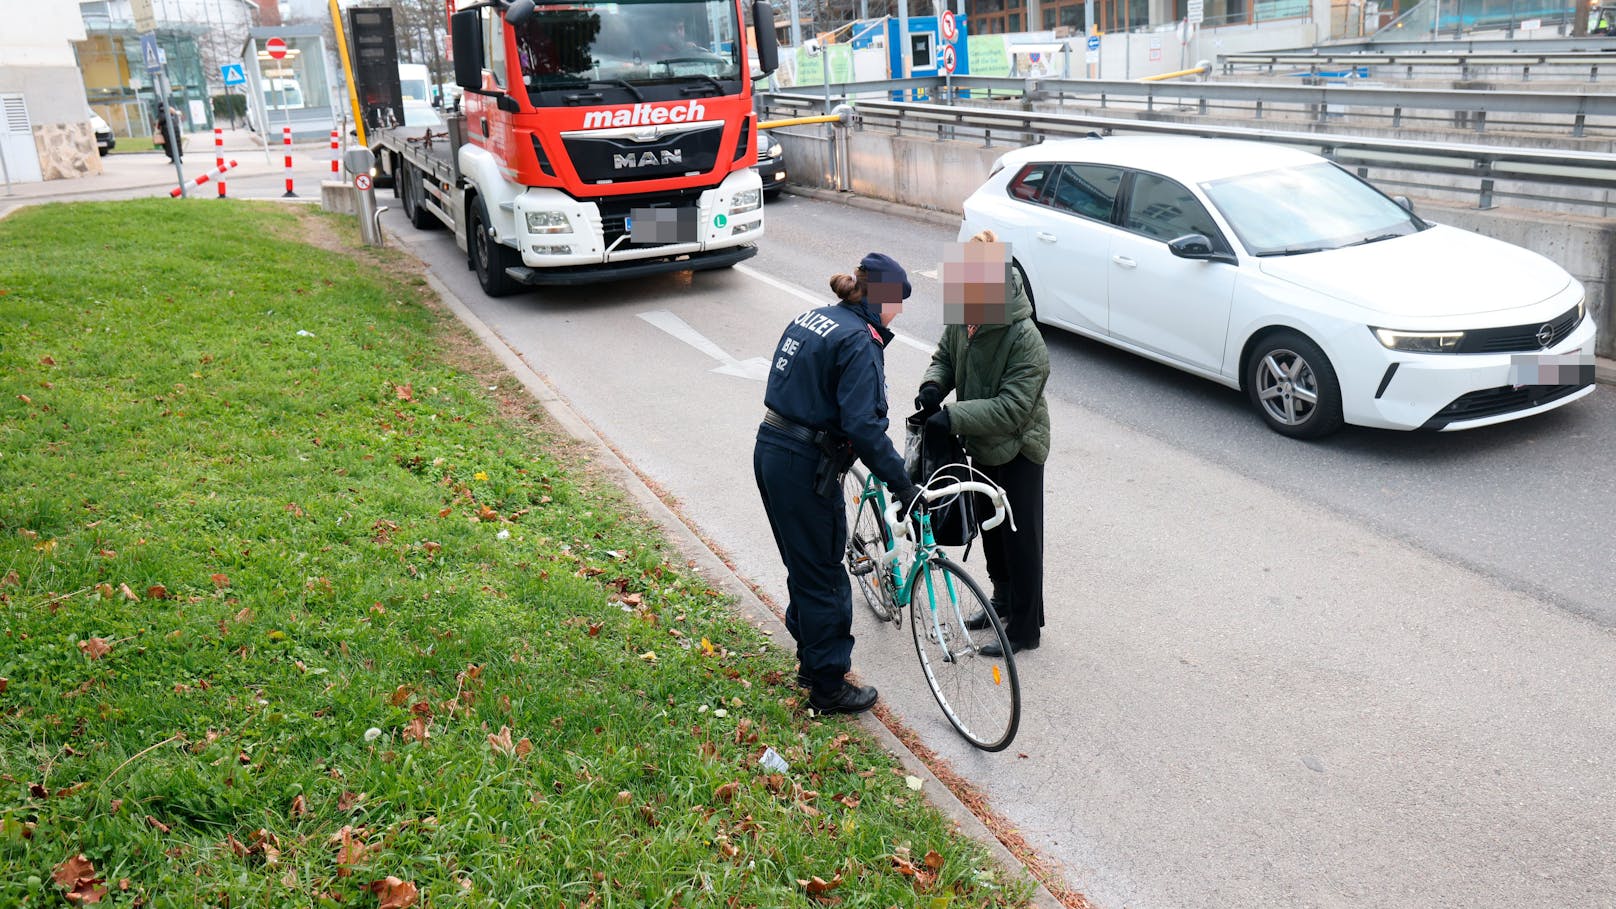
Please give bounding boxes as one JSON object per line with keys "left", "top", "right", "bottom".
{"left": 171, "top": 159, "right": 239, "bottom": 198}
{"left": 329, "top": 130, "right": 340, "bottom": 176}
{"left": 282, "top": 126, "right": 296, "bottom": 198}
{"left": 214, "top": 127, "right": 227, "bottom": 198}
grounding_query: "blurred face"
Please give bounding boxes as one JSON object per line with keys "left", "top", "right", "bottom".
{"left": 862, "top": 269, "right": 906, "bottom": 326}
{"left": 942, "top": 241, "right": 1012, "bottom": 326}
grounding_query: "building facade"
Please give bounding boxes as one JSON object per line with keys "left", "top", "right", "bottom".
{"left": 0, "top": 0, "right": 99, "bottom": 183}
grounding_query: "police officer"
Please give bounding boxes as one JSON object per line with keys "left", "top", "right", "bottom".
{"left": 755, "top": 253, "right": 922, "bottom": 715}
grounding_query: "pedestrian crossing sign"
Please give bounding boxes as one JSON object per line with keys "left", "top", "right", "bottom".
{"left": 221, "top": 63, "right": 246, "bottom": 86}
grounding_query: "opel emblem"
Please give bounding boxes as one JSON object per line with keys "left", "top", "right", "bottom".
{"left": 1535, "top": 323, "right": 1554, "bottom": 347}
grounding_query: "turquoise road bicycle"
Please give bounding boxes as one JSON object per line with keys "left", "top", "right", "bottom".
{"left": 842, "top": 465, "right": 1022, "bottom": 752}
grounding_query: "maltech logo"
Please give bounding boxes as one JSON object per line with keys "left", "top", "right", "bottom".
{"left": 579, "top": 99, "right": 710, "bottom": 130}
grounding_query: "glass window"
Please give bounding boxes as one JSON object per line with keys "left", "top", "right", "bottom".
{"left": 1044, "top": 8, "right": 1057, "bottom": 27}
{"left": 1007, "top": 163, "right": 1054, "bottom": 203}
{"left": 1202, "top": 162, "right": 1419, "bottom": 255}
{"left": 1009, "top": 12, "right": 1021, "bottom": 29}
{"left": 484, "top": 8, "right": 507, "bottom": 88}
{"left": 1049, "top": 164, "right": 1123, "bottom": 220}
{"left": 1124, "top": 172, "right": 1225, "bottom": 245}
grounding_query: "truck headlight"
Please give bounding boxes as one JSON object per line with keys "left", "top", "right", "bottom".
{"left": 729, "top": 189, "right": 761, "bottom": 215}
{"left": 1371, "top": 327, "right": 1465, "bottom": 353}
{"left": 525, "top": 211, "right": 570, "bottom": 234}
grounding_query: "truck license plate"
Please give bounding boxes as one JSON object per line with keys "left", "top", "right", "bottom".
{"left": 628, "top": 207, "right": 697, "bottom": 244}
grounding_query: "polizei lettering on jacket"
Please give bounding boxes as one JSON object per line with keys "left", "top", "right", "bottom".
{"left": 792, "top": 310, "right": 839, "bottom": 338}
{"left": 581, "top": 99, "right": 708, "bottom": 130}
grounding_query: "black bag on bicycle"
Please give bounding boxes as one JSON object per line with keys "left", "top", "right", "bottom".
{"left": 904, "top": 410, "right": 978, "bottom": 549}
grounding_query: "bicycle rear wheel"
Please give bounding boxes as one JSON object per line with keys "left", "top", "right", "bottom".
{"left": 910, "top": 556, "right": 1020, "bottom": 751}
{"left": 843, "top": 468, "right": 896, "bottom": 623}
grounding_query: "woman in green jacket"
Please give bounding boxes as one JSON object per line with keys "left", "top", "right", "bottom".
{"left": 916, "top": 230, "right": 1050, "bottom": 655}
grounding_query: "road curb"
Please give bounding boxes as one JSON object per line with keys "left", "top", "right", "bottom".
{"left": 414, "top": 263, "right": 1068, "bottom": 909}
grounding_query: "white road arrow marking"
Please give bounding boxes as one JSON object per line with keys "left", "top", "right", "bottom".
{"left": 638, "top": 310, "right": 771, "bottom": 381}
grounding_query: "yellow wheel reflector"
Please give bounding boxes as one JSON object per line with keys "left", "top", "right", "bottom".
{"left": 992, "top": 665, "right": 1002, "bottom": 686}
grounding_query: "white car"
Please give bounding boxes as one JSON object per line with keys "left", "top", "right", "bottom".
{"left": 89, "top": 111, "right": 114, "bottom": 155}
{"left": 961, "top": 136, "right": 1598, "bottom": 437}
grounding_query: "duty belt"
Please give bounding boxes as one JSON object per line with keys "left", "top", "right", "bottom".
{"left": 762, "top": 408, "right": 831, "bottom": 446}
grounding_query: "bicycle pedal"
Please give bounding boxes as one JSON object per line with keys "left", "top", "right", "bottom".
{"left": 848, "top": 558, "right": 875, "bottom": 576}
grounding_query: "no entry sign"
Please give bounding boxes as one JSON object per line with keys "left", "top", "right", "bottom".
{"left": 266, "top": 37, "right": 288, "bottom": 60}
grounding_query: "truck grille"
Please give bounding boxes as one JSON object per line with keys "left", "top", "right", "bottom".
{"left": 563, "top": 125, "right": 723, "bottom": 184}
{"left": 597, "top": 186, "right": 711, "bottom": 250}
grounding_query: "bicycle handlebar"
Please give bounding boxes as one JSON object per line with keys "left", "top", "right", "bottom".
{"left": 883, "top": 479, "right": 1013, "bottom": 541}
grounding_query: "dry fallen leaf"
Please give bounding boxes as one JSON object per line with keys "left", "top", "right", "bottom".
{"left": 118, "top": 583, "right": 137, "bottom": 601}
{"left": 77, "top": 638, "right": 111, "bottom": 660}
{"left": 146, "top": 584, "right": 169, "bottom": 599}
{"left": 394, "top": 384, "right": 414, "bottom": 403}
{"left": 210, "top": 573, "right": 229, "bottom": 588}
{"left": 389, "top": 685, "right": 412, "bottom": 707}
{"left": 290, "top": 794, "right": 308, "bottom": 817}
{"left": 513, "top": 737, "right": 533, "bottom": 759}
{"left": 146, "top": 815, "right": 171, "bottom": 834}
{"left": 369, "top": 876, "right": 420, "bottom": 909}
{"left": 713, "top": 781, "right": 739, "bottom": 804}
{"left": 924, "top": 850, "right": 944, "bottom": 871}
{"left": 334, "top": 826, "right": 366, "bottom": 876}
{"left": 53, "top": 854, "right": 96, "bottom": 889}
{"left": 1, "top": 569, "right": 17, "bottom": 587}
{"left": 402, "top": 717, "right": 430, "bottom": 745}
{"left": 798, "top": 873, "right": 843, "bottom": 895}
{"left": 488, "top": 725, "right": 514, "bottom": 756}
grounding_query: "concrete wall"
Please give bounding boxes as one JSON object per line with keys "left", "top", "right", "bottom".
{"left": 774, "top": 128, "right": 1615, "bottom": 357}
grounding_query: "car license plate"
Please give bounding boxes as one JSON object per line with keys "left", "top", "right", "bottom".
{"left": 628, "top": 207, "right": 697, "bottom": 244}
{"left": 1508, "top": 351, "right": 1595, "bottom": 389}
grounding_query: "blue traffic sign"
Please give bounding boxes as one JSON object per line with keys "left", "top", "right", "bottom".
{"left": 1086, "top": 35, "right": 1101, "bottom": 51}
{"left": 140, "top": 34, "right": 162, "bottom": 76}
{"left": 220, "top": 63, "right": 246, "bottom": 86}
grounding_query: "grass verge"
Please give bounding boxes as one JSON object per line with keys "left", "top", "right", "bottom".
{"left": 0, "top": 199, "right": 1034, "bottom": 908}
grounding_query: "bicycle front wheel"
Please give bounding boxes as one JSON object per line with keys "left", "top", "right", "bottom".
{"left": 843, "top": 467, "right": 896, "bottom": 623}
{"left": 910, "top": 556, "right": 1020, "bottom": 751}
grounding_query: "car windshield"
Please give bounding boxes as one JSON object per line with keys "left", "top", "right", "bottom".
{"left": 513, "top": 0, "right": 741, "bottom": 104}
{"left": 1203, "top": 162, "right": 1420, "bottom": 256}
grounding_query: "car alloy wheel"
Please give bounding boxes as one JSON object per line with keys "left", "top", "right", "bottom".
{"left": 1246, "top": 330, "right": 1343, "bottom": 438}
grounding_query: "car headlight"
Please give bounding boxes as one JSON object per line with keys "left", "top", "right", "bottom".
{"left": 767, "top": 142, "right": 783, "bottom": 158}
{"left": 1576, "top": 296, "right": 1586, "bottom": 326}
{"left": 1371, "top": 327, "right": 1465, "bottom": 353}
{"left": 729, "top": 189, "right": 761, "bottom": 215}
{"left": 525, "top": 211, "right": 570, "bottom": 234}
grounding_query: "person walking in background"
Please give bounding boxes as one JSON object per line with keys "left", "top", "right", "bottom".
{"left": 755, "top": 253, "right": 923, "bottom": 714}
{"left": 154, "top": 100, "right": 182, "bottom": 163}
{"left": 915, "top": 231, "right": 1050, "bottom": 655}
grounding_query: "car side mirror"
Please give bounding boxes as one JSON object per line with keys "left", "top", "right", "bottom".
{"left": 1393, "top": 194, "right": 1415, "bottom": 213}
{"left": 1169, "top": 234, "right": 1235, "bottom": 264}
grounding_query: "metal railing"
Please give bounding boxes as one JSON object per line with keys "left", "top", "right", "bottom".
{"left": 768, "top": 75, "right": 1616, "bottom": 138}
{"left": 760, "top": 86, "right": 1616, "bottom": 210}
{"left": 1219, "top": 49, "right": 1616, "bottom": 80}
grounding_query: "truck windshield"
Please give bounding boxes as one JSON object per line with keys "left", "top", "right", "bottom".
{"left": 514, "top": 0, "right": 742, "bottom": 104}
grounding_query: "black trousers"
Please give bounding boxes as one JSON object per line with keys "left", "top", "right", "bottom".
{"left": 977, "top": 453, "right": 1045, "bottom": 646}
{"left": 753, "top": 427, "right": 853, "bottom": 697}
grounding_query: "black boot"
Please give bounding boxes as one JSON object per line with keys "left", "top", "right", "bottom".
{"left": 809, "top": 682, "right": 878, "bottom": 714}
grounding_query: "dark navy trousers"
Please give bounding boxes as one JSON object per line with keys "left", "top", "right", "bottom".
{"left": 753, "top": 427, "right": 853, "bottom": 697}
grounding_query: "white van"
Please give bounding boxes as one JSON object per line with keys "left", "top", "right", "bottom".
{"left": 398, "top": 64, "right": 432, "bottom": 105}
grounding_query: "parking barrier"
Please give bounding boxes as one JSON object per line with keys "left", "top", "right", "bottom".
{"left": 282, "top": 127, "right": 296, "bottom": 198}
{"left": 330, "top": 130, "right": 340, "bottom": 175}
{"left": 170, "top": 159, "right": 239, "bottom": 198}
{"left": 214, "top": 128, "right": 226, "bottom": 198}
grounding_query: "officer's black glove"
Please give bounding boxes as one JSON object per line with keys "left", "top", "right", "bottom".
{"left": 895, "top": 483, "right": 926, "bottom": 516}
{"left": 914, "top": 382, "right": 945, "bottom": 413}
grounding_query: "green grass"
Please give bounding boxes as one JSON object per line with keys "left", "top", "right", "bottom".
{"left": 108, "top": 137, "right": 159, "bottom": 155}
{"left": 0, "top": 200, "right": 1032, "bottom": 908}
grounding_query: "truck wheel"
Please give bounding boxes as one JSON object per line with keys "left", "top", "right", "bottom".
{"left": 470, "top": 196, "right": 522, "bottom": 297}
{"left": 401, "top": 164, "right": 439, "bottom": 230}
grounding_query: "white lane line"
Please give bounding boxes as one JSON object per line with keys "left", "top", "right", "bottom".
{"left": 734, "top": 263, "right": 938, "bottom": 356}
{"left": 637, "top": 309, "right": 771, "bottom": 381}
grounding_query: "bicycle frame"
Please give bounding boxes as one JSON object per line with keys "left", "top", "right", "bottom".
{"left": 851, "top": 472, "right": 998, "bottom": 659}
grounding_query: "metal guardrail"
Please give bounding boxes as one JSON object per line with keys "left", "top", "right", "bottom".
{"left": 760, "top": 87, "right": 1616, "bottom": 209}
{"left": 1264, "top": 37, "right": 1616, "bottom": 54}
{"left": 770, "top": 75, "right": 1616, "bottom": 137}
{"left": 1220, "top": 50, "right": 1616, "bottom": 80}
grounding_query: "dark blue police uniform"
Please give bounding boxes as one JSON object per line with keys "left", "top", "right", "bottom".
{"left": 754, "top": 288, "right": 917, "bottom": 707}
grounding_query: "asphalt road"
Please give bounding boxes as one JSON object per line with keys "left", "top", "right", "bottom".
{"left": 374, "top": 192, "right": 1616, "bottom": 909}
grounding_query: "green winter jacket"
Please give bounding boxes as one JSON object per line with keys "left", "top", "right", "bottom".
{"left": 921, "top": 270, "right": 1051, "bottom": 466}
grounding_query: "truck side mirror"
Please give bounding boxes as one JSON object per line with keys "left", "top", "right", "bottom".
{"left": 752, "top": 1, "right": 779, "bottom": 75}
{"left": 452, "top": 10, "right": 484, "bottom": 90}
{"left": 505, "top": 0, "right": 535, "bottom": 25}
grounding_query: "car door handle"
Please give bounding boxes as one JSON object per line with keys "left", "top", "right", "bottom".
{"left": 1112, "top": 255, "right": 1137, "bottom": 268}
{"left": 1036, "top": 232, "right": 1057, "bottom": 243}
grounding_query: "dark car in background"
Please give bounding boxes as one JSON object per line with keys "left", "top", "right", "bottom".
{"left": 755, "top": 130, "right": 785, "bottom": 198}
